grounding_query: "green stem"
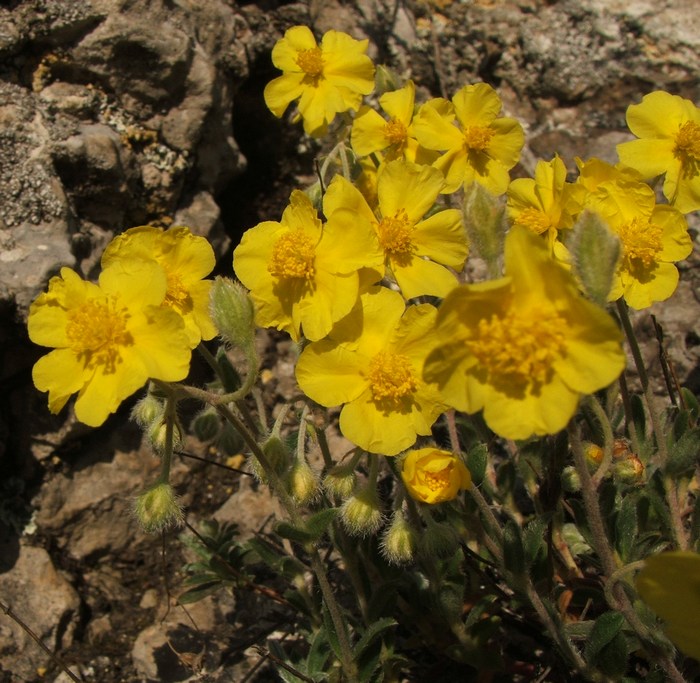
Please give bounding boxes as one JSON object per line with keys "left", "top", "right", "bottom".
{"left": 583, "top": 395, "right": 615, "bottom": 487}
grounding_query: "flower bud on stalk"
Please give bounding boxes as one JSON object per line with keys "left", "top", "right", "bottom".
{"left": 288, "top": 459, "right": 320, "bottom": 506}
{"left": 323, "top": 464, "right": 358, "bottom": 500}
{"left": 209, "top": 277, "right": 256, "bottom": 351}
{"left": 419, "top": 511, "right": 459, "bottom": 559}
{"left": 131, "top": 393, "right": 163, "bottom": 428}
{"left": 341, "top": 485, "right": 384, "bottom": 537}
{"left": 463, "top": 181, "right": 507, "bottom": 276}
{"left": 135, "top": 481, "right": 184, "bottom": 533}
{"left": 192, "top": 407, "right": 221, "bottom": 442}
{"left": 381, "top": 510, "right": 416, "bottom": 565}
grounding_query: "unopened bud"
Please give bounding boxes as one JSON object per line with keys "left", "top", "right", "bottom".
{"left": 340, "top": 486, "right": 383, "bottom": 537}
{"left": 261, "top": 435, "right": 291, "bottom": 475}
{"left": 583, "top": 441, "right": 604, "bottom": 473}
{"left": 561, "top": 465, "right": 581, "bottom": 493}
{"left": 463, "top": 181, "right": 506, "bottom": 274}
{"left": 149, "top": 418, "right": 183, "bottom": 454}
{"left": 570, "top": 211, "right": 620, "bottom": 307}
{"left": 613, "top": 455, "right": 645, "bottom": 485}
{"left": 381, "top": 511, "right": 416, "bottom": 565}
{"left": 210, "top": 277, "right": 256, "bottom": 350}
{"left": 217, "top": 422, "right": 245, "bottom": 457}
{"left": 131, "top": 394, "right": 163, "bottom": 428}
{"left": 134, "top": 481, "right": 184, "bottom": 533}
{"left": 192, "top": 407, "right": 221, "bottom": 442}
{"left": 288, "top": 459, "right": 320, "bottom": 506}
{"left": 419, "top": 517, "right": 459, "bottom": 559}
{"left": 374, "top": 65, "right": 402, "bottom": 95}
{"left": 323, "top": 464, "right": 357, "bottom": 500}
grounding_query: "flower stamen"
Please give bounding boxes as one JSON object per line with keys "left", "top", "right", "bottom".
{"left": 617, "top": 217, "right": 663, "bottom": 268}
{"left": 384, "top": 117, "right": 407, "bottom": 147}
{"left": 463, "top": 125, "right": 494, "bottom": 152}
{"left": 376, "top": 209, "right": 414, "bottom": 259}
{"left": 66, "top": 297, "right": 133, "bottom": 373}
{"left": 368, "top": 351, "right": 417, "bottom": 406}
{"left": 268, "top": 230, "right": 316, "bottom": 280}
{"left": 514, "top": 207, "right": 553, "bottom": 235}
{"left": 296, "top": 47, "right": 324, "bottom": 80}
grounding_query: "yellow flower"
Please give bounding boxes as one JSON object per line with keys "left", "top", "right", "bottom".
{"left": 412, "top": 83, "right": 524, "bottom": 194}
{"left": 423, "top": 226, "right": 625, "bottom": 440}
{"left": 401, "top": 448, "right": 471, "bottom": 504}
{"left": 101, "top": 225, "right": 217, "bottom": 347}
{"left": 233, "top": 189, "right": 383, "bottom": 342}
{"left": 264, "top": 25, "right": 375, "bottom": 136}
{"left": 576, "top": 158, "right": 692, "bottom": 309}
{"left": 295, "top": 287, "right": 448, "bottom": 455}
{"left": 28, "top": 262, "right": 191, "bottom": 427}
{"left": 617, "top": 90, "right": 700, "bottom": 214}
{"left": 323, "top": 159, "right": 468, "bottom": 299}
{"left": 350, "top": 81, "right": 436, "bottom": 164}
{"left": 507, "top": 155, "right": 583, "bottom": 259}
{"left": 636, "top": 551, "right": 700, "bottom": 659}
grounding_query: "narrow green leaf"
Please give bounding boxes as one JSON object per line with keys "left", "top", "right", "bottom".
{"left": 680, "top": 387, "right": 699, "bottom": 422}
{"left": 306, "top": 628, "right": 331, "bottom": 675}
{"left": 275, "top": 521, "right": 317, "bottom": 543}
{"left": 630, "top": 393, "right": 646, "bottom": 444}
{"left": 177, "top": 581, "right": 222, "bottom": 604}
{"left": 304, "top": 508, "right": 340, "bottom": 539}
{"left": 353, "top": 617, "right": 397, "bottom": 659}
{"left": 666, "top": 427, "right": 700, "bottom": 476}
{"left": 584, "top": 611, "right": 625, "bottom": 665}
{"left": 615, "top": 494, "right": 638, "bottom": 562}
{"left": 503, "top": 519, "right": 525, "bottom": 577}
{"left": 466, "top": 443, "right": 488, "bottom": 486}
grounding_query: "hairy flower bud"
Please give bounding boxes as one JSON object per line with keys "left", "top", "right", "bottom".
{"left": 561, "top": 465, "right": 581, "bottom": 493}
{"left": 131, "top": 393, "right": 163, "bottom": 428}
{"left": 381, "top": 510, "right": 416, "bottom": 565}
{"left": 134, "top": 481, "right": 184, "bottom": 533}
{"left": 288, "top": 459, "right": 320, "bottom": 506}
{"left": 340, "top": 486, "right": 383, "bottom": 537}
{"left": 323, "top": 464, "right": 358, "bottom": 501}
{"left": 419, "top": 516, "right": 459, "bottom": 559}
{"left": 463, "top": 181, "right": 507, "bottom": 275}
{"left": 210, "top": 277, "right": 256, "bottom": 350}
{"left": 149, "top": 417, "right": 183, "bottom": 455}
{"left": 613, "top": 455, "right": 645, "bottom": 485}
{"left": 192, "top": 407, "right": 221, "bottom": 442}
{"left": 217, "top": 422, "right": 245, "bottom": 457}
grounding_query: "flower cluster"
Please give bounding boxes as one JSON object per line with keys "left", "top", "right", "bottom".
{"left": 28, "top": 226, "right": 215, "bottom": 426}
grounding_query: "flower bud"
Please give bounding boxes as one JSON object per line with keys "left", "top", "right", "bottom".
{"left": 570, "top": 210, "right": 620, "bottom": 307}
{"left": 374, "top": 64, "right": 402, "bottom": 95}
{"left": 463, "top": 181, "right": 507, "bottom": 274}
{"left": 288, "top": 459, "right": 320, "bottom": 506}
{"left": 131, "top": 394, "right": 163, "bottom": 428}
{"left": 262, "top": 435, "right": 291, "bottom": 475}
{"left": 209, "top": 277, "right": 256, "bottom": 350}
{"left": 380, "top": 510, "right": 416, "bottom": 565}
{"left": 192, "top": 407, "right": 221, "bottom": 442}
{"left": 217, "top": 422, "right": 245, "bottom": 457}
{"left": 323, "top": 464, "right": 357, "bottom": 500}
{"left": 340, "top": 486, "right": 383, "bottom": 537}
{"left": 418, "top": 517, "right": 459, "bottom": 559}
{"left": 134, "top": 481, "right": 184, "bottom": 533}
{"left": 561, "top": 465, "right": 581, "bottom": 493}
{"left": 149, "top": 417, "right": 183, "bottom": 455}
{"left": 613, "top": 455, "right": 645, "bottom": 485}
{"left": 401, "top": 448, "right": 471, "bottom": 505}
{"left": 582, "top": 441, "right": 604, "bottom": 473}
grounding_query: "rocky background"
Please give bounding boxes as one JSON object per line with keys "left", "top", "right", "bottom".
{"left": 0, "top": 0, "right": 699, "bottom": 681}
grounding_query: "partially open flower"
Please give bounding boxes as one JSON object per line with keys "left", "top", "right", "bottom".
{"left": 401, "top": 448, "right": 471, "bottom": 504}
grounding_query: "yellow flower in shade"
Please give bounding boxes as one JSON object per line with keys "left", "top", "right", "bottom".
{"left": 263, "top": 25, "right": 375, "bottom": 137}
{"left": 295, "top": 287, "right": 448, "bottom": 455}
{"left": 401, "top": 448, "right": 471, "bottom": 504}
{"left": 636, "top": 551, "right": 700, "bottom": 660}
{"left": 423, "top": 226, "right": 625, "bottom": 440}
{"left": 617, "top": 91, "right": 700, "bottom": 214}
{"left": 576, "top": 158, "right": 692, "bottom": 309}
{"left": 101, "top": 225, "right": 217, "bottom": 347}
{"left": 323, "top": 159, "right": 468, "bottom": 299}
{"left": 28, "top": 261, "right": 191, "bottom": 427}
{"left": 412, "top": 83, "right": 524, "bottom": 195}
{"left": 507, "top": 155, "right": 583, "bottom": 259}
{"left": 351, "top": 81, "right": 436, "bottom": 164}
{"left": 233, "top": 189, "right": 383, "bottom": 342}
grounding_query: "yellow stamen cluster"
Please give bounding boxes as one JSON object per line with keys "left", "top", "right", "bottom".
{"left": 422, "top": 468, "right": 451, "bottom": 492}
{"left": 268, "top": 231, "right": 316, "bottom": 280}
{"left": 66, "top": 298, "right": 133, "bottom": 373}
{"left": 617, "top": 217, "right": 663, "bottom": 268}
{"left": 376, "top": 209, "right": 414, "bottom": 257}
{"left": 368, "top": 351, "right": 417, "bottom": 405}
{"left": 514, "top": 207, "right": 553, "bottom": 235}
{"left": 383, "top": 117, "right": 407, "bottom": 146}
{"left": 468, "top": 306, "right": 567, "bottom": 387}
{"left": 463, "top": 125, "right": 494, "bottom": 152}
{"left": 674, "top": 120, "right": 700, "bottom": 169}
{"left": 296, "top": 47, "right": 324, "bottom": 79}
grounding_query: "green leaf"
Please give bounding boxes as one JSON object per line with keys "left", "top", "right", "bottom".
{"left": 615, "top": 494, "right": 638, "bottom": 562}
{"left": 630, "top": 393, "right": 646, "bottom": 444}
{"left": 305, "top": 508, "right": 340, "bottom": 540}
{"left": 680, "top": 387, "right": 699, "bottom": 422}
{"left": 466, "top": 443, "right": 488, "bottom": 486}
{"left": 177, "top": 580, "right": 222, "bottom": 604}
{"left": 666, "top": 426, "right": 700, "bottom": 476}
{"left": 275, "top": 521, "right": 317, "bottom": 544}
{"left": 322, "top": 604, "right": 344, "bottom": 662}
{"left": 565, "top": 620, "right": 595, "bottom": 641}
{"left": 584, "top": 611, "right": 625, "bottom": 665}
{"left": 503, "top": 518, "right": 525, "bottom": 577}
{"left": 523, "top": 516, "right": 549, "bottom": 567}
{"left": 306, "top": 628, "right": 331, "bottom": 675}
{"left": 597, "top": 630, "right": 629, "bottom": 678}
{"left": 353, "top": 617, "right": 397, "bottom": 660}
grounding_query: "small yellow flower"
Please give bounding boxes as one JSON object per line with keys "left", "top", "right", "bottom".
{"left": 507, "top": 155, "right": 583, "bottom": 259}
{"left": 412, "top": 83, "right": 524, "bottom": 194}
{"left": 264, "top": 25, "right": 375, "bottom": 136}
{"left": 636, "top": 551, "right": 700, "bottom": 659}
{"left": 423, "top": 226, "right": 625, "bottom": 440}
{"left": 295, "top": 287, "right": 448, "bottom": 455}
{"left": 617, "top": 90, "right": 700, "bottom": 214}
{"left": 323, "top": 159, "right": 467, "bottom": 299}
{"left": 351, "top": 81, "right": 436, "bottom": 164}
{"left": 28, "top": 262, "right": 191, "bottom": 427}
{"left": 576, "top": 157, "right": 692, "bottom": 309}
{"left": 401, "top": 448, "right": 471, "bottom": 504}
{"left": 233, "top": 189, "right": 383, "bottom": 342}
{"left": 101, "top": 225, "right": 217, "bottom": 347}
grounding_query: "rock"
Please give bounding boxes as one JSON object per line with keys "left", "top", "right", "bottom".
{"left": 0, "top": 544, "right": 81, "bottom": 682}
